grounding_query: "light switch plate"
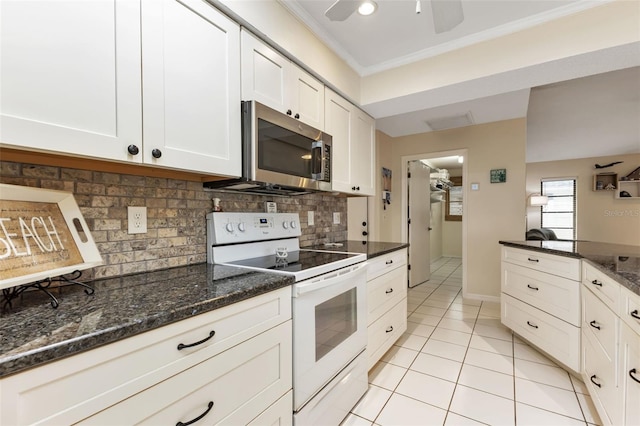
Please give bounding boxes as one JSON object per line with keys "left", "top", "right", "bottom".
{"left": 308, "top": 211, "right": 315, "bottom": 226}
{"left": 128, "top": 206, "right": 147, "bottom": 234}
{"left": 471, "top": 183, "right": 480, "bottom": 191}
{"left": 333, "top": 212, "right": 340, "bottom": 224}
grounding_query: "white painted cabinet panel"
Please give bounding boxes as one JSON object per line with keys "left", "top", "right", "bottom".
{"left": 81, "top": 321, "right": 292, "bottom": 425}
{"left": 289, "top": 66, "right": 325, "bottom": 130}
{"left": 141, "top": 0, "right": 241, "bottom": 176}
{"left": 620, "top": 322, "right": 640, "bottom": 426}
{"left": 366, "top": 249, "right": 408, "bottom": 369}
{"left": 0, "top": 0, "right": 142, "bottom": 162}
{"left": 241, "top": 31, "right": 289, "bottom": 113}
{"left": 325, "top": 88, "right": 375, "bottom": 196}
{"left": 241, "top": 30, "right": 324, "bottom": 130}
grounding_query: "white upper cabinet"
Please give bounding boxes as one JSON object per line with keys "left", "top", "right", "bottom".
{"left": 141, "top": 0, "right": 241, "bottom": 176}
{"left": 1, "top": 0, "right": 241, "bottom": 177}
{"left": 0, "top": 0, "right": 143, "bottom": 162}
{"left": 325, "top": 88, "right": 375, "bottom": 196}
{"left": 241, "top": 30, "right": 324, "bottom": 130}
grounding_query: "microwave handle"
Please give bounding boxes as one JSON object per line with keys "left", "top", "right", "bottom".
{"left": 311, "top": 140, "right": 325, "bottom": 181}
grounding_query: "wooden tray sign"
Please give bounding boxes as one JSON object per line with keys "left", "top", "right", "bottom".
{"left": 0, "top": 184, "right": 103, "bottom": 290}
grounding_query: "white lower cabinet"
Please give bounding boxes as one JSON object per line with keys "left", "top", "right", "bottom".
{"left": 82, "top": 321, "right": 292, "bottom": 425}
{"left": 580, "top": 262, "right": 640, "bottom": 426}
{"left": 366, "top": 249, "right": 408, "bottom": 369}
{"left": 0, "top": 287, "right": 292, "bottom": 425}
{"left": 620, "top": 321, "right": 640, "bottom": 426}
{"left": 500, "top": 246, "right": 581, "bottom": 373}
{"left": 582, "top": 287, "right": 622, "bottom": 426}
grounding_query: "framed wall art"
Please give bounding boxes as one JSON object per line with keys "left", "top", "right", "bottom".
{"left": 490, "top": 169, "right": 507, "bottom": 183}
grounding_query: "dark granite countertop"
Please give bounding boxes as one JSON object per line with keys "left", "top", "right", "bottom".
{"left": 309, "top": 240, "right": 408, "bottom": 259}
{"left": 499, "top": 240, "right": 640, "bottom": 296}
{"left": 0, "top": 263, "right": 293, "bottom": 378}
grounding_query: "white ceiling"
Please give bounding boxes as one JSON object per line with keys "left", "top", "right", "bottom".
{"left": 279, "top": 0, "right": 640, "bottom": 162}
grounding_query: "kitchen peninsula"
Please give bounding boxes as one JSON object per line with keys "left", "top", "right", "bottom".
{"left": 499, "top": 239, "right": 640, "bottom": 426}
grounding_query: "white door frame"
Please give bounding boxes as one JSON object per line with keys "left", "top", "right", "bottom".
{"left": 401, "top": 149, "right": 468, "bottom": 294}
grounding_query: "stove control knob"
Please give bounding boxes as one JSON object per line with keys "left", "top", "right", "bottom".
{"left": 225, "top": 223, "right": 234, "bottom": 233}
{"left": 282, "top": 221, "right": 289, "bottom": 229}
{"left": 238, "top": 222, "right": 246, "bottom": 232}
{"left": 290, "top": 221, "right": 297, "bottom": 229}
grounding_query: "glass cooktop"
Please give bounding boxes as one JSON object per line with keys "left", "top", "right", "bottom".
{"left": 223, "top": 249, "right": 365, "bottom": 280}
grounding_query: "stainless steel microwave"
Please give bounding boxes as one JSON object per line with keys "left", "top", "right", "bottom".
{"left": 204, "top": 101, "right": 332, "bottom": 195}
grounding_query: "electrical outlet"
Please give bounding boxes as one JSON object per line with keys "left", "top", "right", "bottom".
{"left": 128, "top": 206, "right": 147, "bottom": 234}
{"left": 308, "top": 211, "right": 315, "bottom": 226}
{"left": 333, "top": 212, "right": 340, "bottom": 224}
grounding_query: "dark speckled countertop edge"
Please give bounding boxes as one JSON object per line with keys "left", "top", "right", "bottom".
{"left": 0, "top": 265, "right": 294, "bottom": 378}
{"left": 499, "top": 240, "right": 640, "bottom": 296}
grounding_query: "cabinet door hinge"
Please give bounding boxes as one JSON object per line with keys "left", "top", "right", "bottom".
{"left": 408, "top": 264, "right": 411, "bottom": 270}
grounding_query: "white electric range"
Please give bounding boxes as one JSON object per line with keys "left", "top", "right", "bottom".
{"left": 206, "top": 212, "right": 368, "bottom": 425}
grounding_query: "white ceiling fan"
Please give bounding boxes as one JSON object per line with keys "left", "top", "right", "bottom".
{"left": 325, "top": 0, "right": 464, "bottom": 33}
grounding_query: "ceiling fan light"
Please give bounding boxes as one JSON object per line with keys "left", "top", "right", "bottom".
{"left": 358, "top": 0, "right": 377, "bottom": 16}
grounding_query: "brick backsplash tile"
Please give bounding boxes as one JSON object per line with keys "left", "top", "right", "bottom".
{"left": 1, "top": 161, "right": 347, "bottom": 281}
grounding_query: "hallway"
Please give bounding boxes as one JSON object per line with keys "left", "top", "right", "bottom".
{"left": 343, "top": 258, "right": 601, "bottom": 425}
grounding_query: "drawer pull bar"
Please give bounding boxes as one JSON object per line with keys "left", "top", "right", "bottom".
{"left": 630, "top": 369, "right": 640, "bottom": 384}
{"left": 631, "top": 310, "right": 640, "bottom": 320}
{"left": 527, "top": 284, "right": 539, "bottom": 291}
{"left": 386, "top": 288, "right": 394, "bottom": 294}
{"left": 177, "top": 331, "right": 215, "bottom": 350}
{"left": 386, "top": 326, "right": 394, "bottom": 333}
{"left": 176, "top": 401, "right": 214, "bottom": 426}
{"left": 526, "top": 321, "right": 538, "bottom": 329}
{"left": 527, "top": 258, "right": 539, "bottom": 263}
{"left": 385, "top": 260, "right": 394, "bottom": 265}
{"left": 590, "top": 375, "right": 602, "bottom": 388}
{"left": 589, "top": 320, "right": 601, "bottom": 330}
{"left": 591, "top": 279, "right": 603, "bottom": 287}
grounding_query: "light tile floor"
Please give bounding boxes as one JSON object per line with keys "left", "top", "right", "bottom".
{"left": 343, "top": 257, "right": 602, "bottom": 426}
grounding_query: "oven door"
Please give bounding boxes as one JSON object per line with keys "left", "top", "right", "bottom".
{"left": 292, "top": 262, "right": 367, "bottom": 411}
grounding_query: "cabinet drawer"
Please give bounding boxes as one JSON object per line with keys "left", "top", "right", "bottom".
{"left": 620, "top": 285, "right": 640, "bottom": 336}
{"left": 367, "top": 249, "right": 407, "bottom": 281}
{"left": 82, "top": 321, "right": 292, "bottom": 425}
{"left": 583, "top": 286, "right": 618, "bottom": 360}
{"left": 501, "top": 293, "right": 580, "bottom": 373}
{"left": 502, "top": 247, "right": 580, "bottom": 281}
{"left": 620, "top": 322, "right": 640, "bottom": 426}
{"left": 248, "top": 390, "right": 292, "bottom": 426}
{"left": 367, "top": 299, "right": 407, "bottom": 370}
{"left": 583, "top": 262, "right": 620, "bottom": 311}
{"left": 0, "top": 287, "right": 291, "bottom": 426}
{"left": 582, "top": 331, "right": 623, "bottom": 426}
{"left": 368, "top": 266, "right": 408, "bottom": 324}
{"left": 502, "top": 262, "right": 581, "bottom": 326}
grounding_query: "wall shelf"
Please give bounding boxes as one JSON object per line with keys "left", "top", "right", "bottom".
{"left": 616, "top": 180, "right": 640, "bottom": 199}
{"left": 593, "top": 173, "right": 617, "bottom": 191}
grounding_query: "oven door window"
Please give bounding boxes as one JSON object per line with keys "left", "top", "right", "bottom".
{"left": 315, "top": 287, "right": 357, "bottom": 361}
{"left": 258, "top": 118, "right": 316, "bottom": 179}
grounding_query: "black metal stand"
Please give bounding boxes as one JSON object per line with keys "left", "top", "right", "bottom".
{"left": 2, "top": 270, "right": 94, "bottom": 310}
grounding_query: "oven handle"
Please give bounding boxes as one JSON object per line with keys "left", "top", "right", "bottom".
{"left": 293, "top": 262, "right": 367, "bottom": 297}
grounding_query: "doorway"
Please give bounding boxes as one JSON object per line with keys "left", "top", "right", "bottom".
{"left": 403, "top": 150, "right": 467, "bottom": 292}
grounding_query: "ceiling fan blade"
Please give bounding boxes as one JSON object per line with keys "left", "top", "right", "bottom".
{"left": 325, "top": 0, "right": 360, "bottom": 21}
{"left": 430, "top": 0, "right": 464, "bottom": 33}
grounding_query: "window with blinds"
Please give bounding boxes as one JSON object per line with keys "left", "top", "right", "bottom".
{"left": 540, "top": 179, "right": 576, "bottom": 240}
